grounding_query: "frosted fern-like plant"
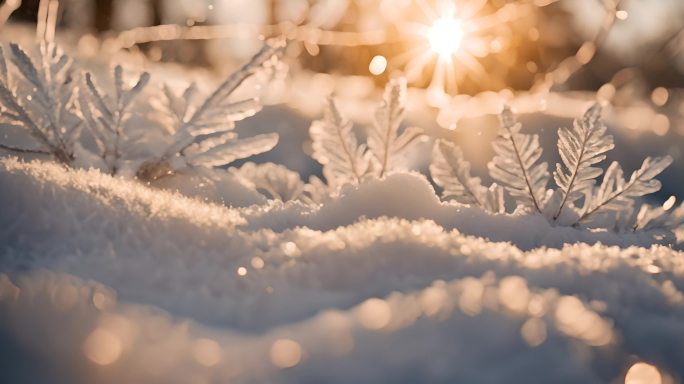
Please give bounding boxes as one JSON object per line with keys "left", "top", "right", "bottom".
{"left": 431, "top": 139, "right": 504, "bottom": 213}
{"left": 310, "top": 96, "right": 373, "bottom": 189}
{"left": 430, "top": 103, "right": 673, "bottom": 232}
{"left": 0, "top": 43, "right": 81, "bottom": 164}
{"left": 78, "top": 65, "right": 150, "bottom": 175}
{"left": 230, "top": 162, "right": 305, "bottom": 202}
{"left": 230, "top": 162, "right": 329, "bottom": 204}
{"left": 367, "top": 78, "right": 423, "bottom": 178}
{"left": 580, "top": 157, "right": 673, "bottom": 224}
{"left": 625, "top": 197, "right": 684, "bottom": 232}
{"left": 310, "top": 78, "right": 422, "bottom": 190}
{"left": 137, "top": 41, "right": 284, "bottom": 181}
{"left": 488, "top": 105, "right": 549, "bottom": 214}
{"left": 552, "top": 104, "right": 615, "bottom": 220}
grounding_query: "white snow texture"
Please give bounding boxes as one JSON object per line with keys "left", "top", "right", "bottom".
{"left": 1, "top": 157, "right": 684, "bottom": 383}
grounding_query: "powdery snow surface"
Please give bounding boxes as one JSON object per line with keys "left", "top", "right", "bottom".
{"left": 1, "top": 158, "right": 684, "bottom": 383}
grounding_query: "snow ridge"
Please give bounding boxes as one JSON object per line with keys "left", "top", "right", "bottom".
{"left": 1, "top": 159, "right": 684, "bottom": 383}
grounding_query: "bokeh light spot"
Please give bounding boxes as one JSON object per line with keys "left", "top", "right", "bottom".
{"left": 83, "top": 328, "right": 122, "bottom": 366}
{"left": 369, "top": 55, "right": 388, "bottom": 75}
{"left": 192, "top": 338, "right": 222, "bottom": 367}
{"left": 521, "top": 318, "right": 547, "bottom": 347}
{"left": 625, "top": 362, "right": 662, "bottom": 384}
{"left": 270, "top": 338, "right": 302, "bottom": 368}
{"left": 251, "top": 256, "right": 265, "bottom": 269}
{"left": 357, "top": 298, "right": 392, "bottom": 330}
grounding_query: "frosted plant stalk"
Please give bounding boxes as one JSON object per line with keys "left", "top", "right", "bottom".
{"left": 137, "top": 40, "right": 284, "bottom": 181}
{"left": 310, "top": 97, "right": 371, "bottom": 188}
{"left": 488, "top": 105, "right": 548, "bottom": 213}
{"left": 367, "top": 78, "right": 422, "bottom": 178}
{"left": 580, "top": 156, "right": 672, "bottom": 223}
{"left": 553, "top": 103, "right": 614, "bottom": 220}
{"left": 431, "top": 139, "right": 504, "bottom": 213}
{"left": 79, "top": 65, "right": 149, "bottom": 175}
{"left": 0, "top": 43, "right": 81, "bottom": 164}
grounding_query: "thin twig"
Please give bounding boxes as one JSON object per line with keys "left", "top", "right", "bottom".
{"left": 537, "top": 0, "right": 622, "bottom": 93}
{"left": 110, "top": 23, "right": 388, "bottom": 52}
{"left": 0, "top": 142, "right": 50, "bottom": 155}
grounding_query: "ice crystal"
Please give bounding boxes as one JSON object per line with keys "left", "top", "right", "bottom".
{"left": 0, "top": 43, "right": 81, "bottom": 163}
{"left": 137, "top": 41, "right": 284, "bottom": 181}
{"left": 78, "top": 65, "right": 149, "bottom": 175}
{"left": 488, "top": 105, "right": 549, "bottom": 213}
{"left": 430, "top": 104, "right": 672, "bottom": 232}
{"left": 310, "top": 78, "right": 422, "bottom": 190}
{"left": 431, "top": 139, "right": 504, "bottom": 213}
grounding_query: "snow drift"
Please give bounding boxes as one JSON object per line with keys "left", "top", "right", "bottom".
{"left": 1, "top": 158, "right": 684, "bottom": 383}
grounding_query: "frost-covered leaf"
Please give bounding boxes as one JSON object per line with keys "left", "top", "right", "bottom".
{"left": 0, "top": 43, "right": 81, "bottom": 164}
{"left": 488, "top": 105, "right": 548, "bottom": 213}
{"left": 0, "top": 81, "right": 47, "bottom": 145}
{"left": 183, "top": 41, "right": 284, "bottom": 131}
{"left": 137, "top": 40, "right": 284, "bottom": 181}
{"left": 367, "top": 78, "right": 422, "bottom": 177}
{"left": 431, "top": 139, "right": 504, "bottom": 213}
{"left": 187, "top": 98, "right": 261, "bottom": 136}
{"left": 580, "top": 156, "right": 672, "bottom": 224}
{"left": 230, "top": 162, "right": 305, "bottom": 202}
{"left": 626, "top": 196, "right": 683, "bottom": 232}
{"left": 553, "top": 103, "right": 614, "bottom": 219}
{"left": 122, "top": 70, "right": 150, "bottom": 110}
{"left": 185, "top": 133, "right": 278, "bottom": 168}
{"left": 79, "top": 65, "right": 149, "bottom": 174}
{"left": 310, "top": 97, "right": 372, "bottom": 189}
{"left": 300, "top": 175, "right": 330, "bottom": 205}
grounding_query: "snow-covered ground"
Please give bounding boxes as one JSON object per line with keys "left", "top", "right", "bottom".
{"left": 1, "top": 30, "right": 683, "bottom": 383}
{"left": 1, "top": 157, "right": 683, "bottom": 383}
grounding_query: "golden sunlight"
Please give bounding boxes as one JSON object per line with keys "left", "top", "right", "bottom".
{"left": 427, "top": 17, "right": 464, "bottom": 58}
{"left": 396, "top": 0, "right": 494, "bottom": 106}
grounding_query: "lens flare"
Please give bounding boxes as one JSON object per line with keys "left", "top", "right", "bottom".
{"left": 428, "top": 18, "right": 464, "bottom": 58}
{"left": 391, "top": 0, "right": 496, "bottom": 105}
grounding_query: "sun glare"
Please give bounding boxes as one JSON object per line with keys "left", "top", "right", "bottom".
{"left": 393, "top": 0, "right": 495, "bottom": 106}
{"left": 428, "top": 18, "right": 464, "bottom": 58}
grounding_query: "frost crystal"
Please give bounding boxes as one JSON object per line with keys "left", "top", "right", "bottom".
{"left": 310, "top": 97, "right": 372, "bottom": 189}
{"left": 78, "top": 65, "right": 149, "bottom": 175}
{"left": 581, "top": 156, "right": 672, "bottom": 224}
{"left": 137, "top": 41, "right": 284, "bottom": 181}
{"left": 428, "top": 103, "right": 672, "bottom": 232}
{"left": 431, "top": 139, "right": 504, "bottom": 213}
{"left": 488, "top": 105, "right": 549, "bottom": 213}
{"left": 553, "top": 103, "right": 614, "bottom": 219}
{"left": 367, "top": 78, "right": 422, "bottom": 178}
{"left": 629, "top": 198, "right": 684, "bottom": 232}
{"left": 231, "top": 162, "right": 305, "bottom": 202}
{"left": 310, "top": 78, "right": 422, "bottom": 190}
{"left": 0, "top": 43, "right": 81, "bottom": 163}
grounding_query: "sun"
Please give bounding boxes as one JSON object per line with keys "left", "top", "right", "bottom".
{"left": 428, "top": 17, "right": 464, "bottom": 58}
{"left": 389, "top": 0, "right": 499, "bottom": 106}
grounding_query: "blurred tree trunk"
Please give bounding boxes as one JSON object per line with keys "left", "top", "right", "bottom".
{"left": 267, "top": 0, "right": 277, "bottom": 25}
{"left": 94, "top": 0, "right": 111, "bottom": 32}
{"left": 150, "top": 0, "right": 162, "bottom": 26}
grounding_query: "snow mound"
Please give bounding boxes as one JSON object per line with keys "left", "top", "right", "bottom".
{"left": 0, "top": 158, "right": 245, "bottom": 231}
{"left": 1, "top": 159, "right": 684, "bottom": 383}
{"left": 150, "top": 170, "right": 267, "bottom": 207}
{"left": 245, "top": 172, "right": 676, "bottom": 250}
